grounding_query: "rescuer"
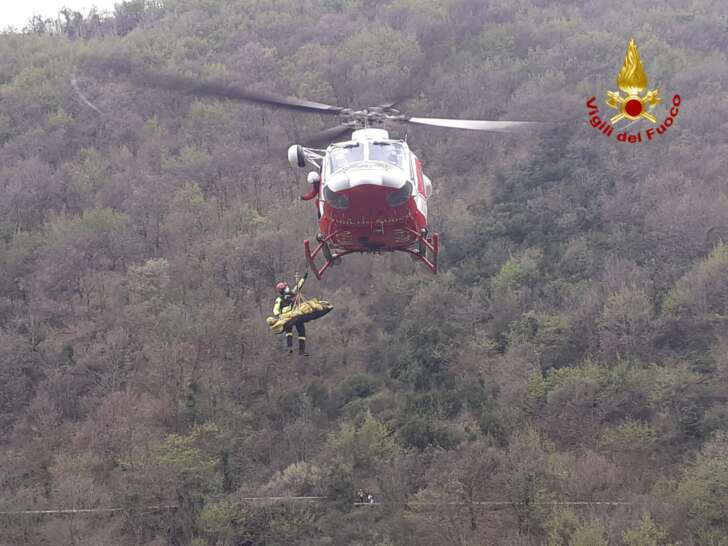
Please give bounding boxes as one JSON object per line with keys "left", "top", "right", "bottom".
{"left": 274, "top": 271, "right": 309, "bottom": 356}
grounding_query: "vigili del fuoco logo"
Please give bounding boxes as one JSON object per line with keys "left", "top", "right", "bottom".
{"left": 586, "top": 39, "right": 681, "bottom": 143}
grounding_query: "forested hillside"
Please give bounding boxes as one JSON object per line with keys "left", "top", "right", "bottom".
{"left": 1, "top": 1, "right": 727, "bottom": 544}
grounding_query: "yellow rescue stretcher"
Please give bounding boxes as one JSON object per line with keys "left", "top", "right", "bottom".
{"left": 266, "top": 297, "right": 333, "bottom": 334}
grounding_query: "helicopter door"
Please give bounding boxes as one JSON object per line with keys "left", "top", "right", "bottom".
{"left": 413, "top": 157, "right": 428, "bottom": 222}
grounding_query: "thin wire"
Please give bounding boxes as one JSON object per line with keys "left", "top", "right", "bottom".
{"left": 237, "top": 496, "right": 325, "bottom": 501}
{"left": 397, "top": 501, "right": 631, "bottom": 506}
{"left": 0, "top": 498, "right": 630, "bottom": 516}
{"left": 0, "top": 505, "right": 177, "bottom": 516}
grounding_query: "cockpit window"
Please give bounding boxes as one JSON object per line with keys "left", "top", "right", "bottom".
{"left": 329, "top": 144, "right": 364, "bottom": 172}
{"left": 369, "top": 142, "right": 405, "bottom": 168}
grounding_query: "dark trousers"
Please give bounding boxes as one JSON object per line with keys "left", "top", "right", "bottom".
{"left": 284, "top": 321, "right": 306, "bottom": 349}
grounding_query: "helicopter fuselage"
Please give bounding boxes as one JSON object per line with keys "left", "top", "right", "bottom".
{"left": 296, "top": 128, "right": 439, "bottom": 278}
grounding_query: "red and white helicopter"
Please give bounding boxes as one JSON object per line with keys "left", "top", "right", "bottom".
{"left": 75, "top": 63, "right": 543, "bottom": 278}
{"left": 289, "top": 126, "right": 439, "bottom": 279}
{"left": 283, "top": 106, "right": 541, "bottom": 279}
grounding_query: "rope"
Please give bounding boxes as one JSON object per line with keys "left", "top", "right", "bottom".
{"left": 292, "top": 271, "right": 308, "bottom": 309}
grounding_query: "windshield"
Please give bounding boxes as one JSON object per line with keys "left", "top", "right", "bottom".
{"left": 369, "top": 142, "right": 405, "bottom": 168}
{"left": 329, "top": 144, "right": 364, "bottom": 172}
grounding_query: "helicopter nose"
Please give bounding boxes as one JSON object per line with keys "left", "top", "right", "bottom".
{"left": 328, "top": 169, "right": 408, "bottom": 191}
{"left": 346, "top": 171, "right": 407, "bottom": 188}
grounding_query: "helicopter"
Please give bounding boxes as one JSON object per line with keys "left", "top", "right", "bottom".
{"left": 74, "top": 62, "right": 545, "bottom": 278}
{"left": 286, "top": 103, "right": 543, "bottom": 279}
{"left": 288, "top": 125, "right": 440, "bottom": 279}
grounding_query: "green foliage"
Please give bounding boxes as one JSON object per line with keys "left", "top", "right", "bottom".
{"left": 46, "top": 208, "right": 131, "bottom": 257}
{"left": 547, "top": 358, "right": 654, "bottom": 395}
{"left": 569, "top": 521, "right": 608, "bottom": 546}
{"left": 327, "top": 411, "right": 399, "bottom": 468}
{"left": 155, "top": 434, "right": 215, "bottom": 474}
{"left": 491, "top": 248, "right": 543, "bottom": 292}
{"left": 389, "top": 0, "right": 454, "bottom": 21}
{"left": 305, "top": 381, "right": 330, "bottom": 412}
{"left": 508, "top": 310, "right": 571, "bottom": 367}
{"left": 268, "top": 505, "right": 318, "bottom": 543}
{"left": 508, "top": 470, "right": 549, "bottom": 534}
{"left": 675, "top": 432, "right": 728, "bottom": 541}
{"left": 128, "top": 257, "right": 170, "bottom": 307}
{"left": 459, "top": 377, "right": 499, "bottom": 414}
{"left": 197, "top": 500, "right": 239, "bottom": 542}
{"left": 275, "top": 461, "right": 324, "bottom": 496}
{"left": 537, "top": 359, "right": 658, "bottom": 445}
{"left": 476, "top": 26, "right": 517, "bottom": 58}
{"left": 155, "top": 423, "right": 222, "bottom": 494}
{"left": 526, "top": 368, "right": 548, "bottom": 410}
{"left": 322, "top": 459, "right": 355, "bottom": 503}
{"left": 338, "top": 25, "right": 423, "bottom": 100}
{"left": 600, "top": 419, "right": 657, "bottom": 453}
{"left": 163, "top": 145, "right": 213, "bottom": 183}
{"left": 0, "top": 334, "right": 44, "bottom": 431}
{"left": 546, "top": 507, "right": 579, "bottom": 546}
{"left": 390, "top": 273, "right": 464, "bottom": 390}
{"left": 398, "top": 414, "right": 461, "bottom": 450}
{"left": 598, "top": 286, "right": 653, "bottom": 358}
{"left": 65, "top": 148, "right": 111, "bottom": 208}
{"left": 622, "top": 513, "right": 673, "bottom": 546}
{"left": 665, "top": 243, "right": 728, "bottom": 317}
{"left": 546, "top": 509, "right": 608, "bottom": 546}
{"left": 335, "top": 375, "right": 381, "bottom": 408}
{"left": 321, "top": 0, "right": 361, "bottom": 12}
{"left": 182, "top": 100, "right": 236, "bottom": 148}
{"left": 282, "top": 43, "right": 336, "bottom": 100}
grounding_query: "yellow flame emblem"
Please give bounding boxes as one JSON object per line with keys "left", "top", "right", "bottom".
{"left": 606, "top": 39, "right": 661, "bottom": 124}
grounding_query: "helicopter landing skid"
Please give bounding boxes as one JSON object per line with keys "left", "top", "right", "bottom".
{"left": 304, "top": 234, "right": 357, "bottom": 280}
{"left": 304, "top": 230, "right": 439, "bottom": 279}
{"left": 402, "top": 230, "right": 439, "bottom": 274}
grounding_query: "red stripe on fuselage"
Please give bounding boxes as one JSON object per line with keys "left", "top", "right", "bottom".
{"left": 416, "top": 159, "right": 425, "bottom": 196}
{"left": 320, "top": 185, "right": 418, "bottom": 251}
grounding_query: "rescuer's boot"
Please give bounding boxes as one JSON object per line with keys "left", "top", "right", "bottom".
{"left": 299, "top": 338, "right": 308, "bottom": 357}
{"left": 287, "top": 335, "right": 294, "bottom": 354}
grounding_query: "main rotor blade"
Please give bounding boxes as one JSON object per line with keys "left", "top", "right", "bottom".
{"left": 302, "top": 124, "right": 353, "bottom": 147}
{"left": 377, "top": 94, "right": 410, "bottom": 111}
{"left": 136, "top": 71, "right": 345, "bottom": 114}
{"left": 405, "top": 117, "right": 548, "bottom": 133}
